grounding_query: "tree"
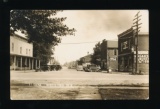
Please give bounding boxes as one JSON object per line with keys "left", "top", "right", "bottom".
{"left": 91, "top": 41, "right": 101, "bottom": 65}
{"left": 10, "top": 10, "right": 76, "bottom": 64}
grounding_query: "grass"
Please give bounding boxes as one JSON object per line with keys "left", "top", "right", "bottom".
{"left": 99, "top": 88, "right": 149, "bottom": 100}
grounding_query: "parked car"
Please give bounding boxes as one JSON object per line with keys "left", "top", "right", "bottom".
{"left": 55, "top": 65, "right": 62, "bottom": 71}
{"left": 41, "top": 65, "right": 50, "bottom": 71}
{"left": 35, "top": 67, "right": 42, "bottom": 72}
{"left": 84, "top": 64, "right": 101, "bottom": 72}
{"left": 76, "top": 65, "right": 83, "bottom": 71}
{"left": 50, "top": 65, "right": 62, "bottom": 71}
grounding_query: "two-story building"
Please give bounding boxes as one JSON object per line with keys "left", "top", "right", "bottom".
{"left": 118, "top": 28, "right": 149, "bottom": 73}
{"left": 10, "top": 34, "right": 40, "bottom": 70}
{"left": 100, "top": 40, "right": 118, "bottom": 71}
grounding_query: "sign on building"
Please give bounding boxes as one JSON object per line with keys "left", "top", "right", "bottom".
{"left": 110, "top": 57, "right": 117, "bottom": 61}
{"left": 134, "top": 54, "right": 149, "bottom": 64}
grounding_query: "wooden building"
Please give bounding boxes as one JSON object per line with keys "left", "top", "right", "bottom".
{"left": 10, "top": 34, "right": 40, "bottom": 70}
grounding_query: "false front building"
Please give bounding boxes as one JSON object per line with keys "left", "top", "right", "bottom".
{"left": 10, "top": 34, "right": 40, "bottom": 70}
{"left": 118, "top": 28, "right": 149, "bottom": 73}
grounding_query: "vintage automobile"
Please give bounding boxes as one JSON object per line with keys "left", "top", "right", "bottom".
{"left": 35, "top": 65, "right": 50, "bottom": 72}
{"left": 76, "top": 65, "right": 83, "bottom": 71}
{"left": 41, "top": 65, "right": 50, "bottom": 71}
{"left": 35, "top": 67, "right": 41, "bottom": 72}
{"left": 84, "top": 64, "right": 101, "bottom": 72}
{"left": 35, "top": 64, "right": 62, "bottom": 72}
{"left": 50, "top": 65, "right": 62, "bottom": 71}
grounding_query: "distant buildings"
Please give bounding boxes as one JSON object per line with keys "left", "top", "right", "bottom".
{"left": 47, "top": 57, "right": 60, "bottom": 65}
{"left": 66, "top": 61, "right": 77, "bottom": 69}
{"left": 77, "top": 40, "right": 118, "bottom": 71}
{"left": 118, "top": 28, "right": 149, "bottom": 73}
{"left": 10, "top": 34, "right": 40, "bottom": 70}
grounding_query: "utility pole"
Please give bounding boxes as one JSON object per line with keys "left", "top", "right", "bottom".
{"left": 132, "top": 11, "right": 142, "bottom": 74}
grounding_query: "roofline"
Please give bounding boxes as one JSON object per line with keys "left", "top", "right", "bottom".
{"left": 117, "top": 28, "right": 133, "bottom": 38}
{"left": 10, "top": 53, "right": 39, "bottom": 59}
{"left": 80, "top": 54, "right": 92, "bottom": 59}
{"left": 11, "top": 33, "right": 28, "bottom": 41}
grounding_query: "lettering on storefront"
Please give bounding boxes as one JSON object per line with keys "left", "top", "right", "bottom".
{"left": 134, "top": 54, "right": 149, "bottom": 64}
{"left": 110, "top": 57, "right": 117, "bottom": 61}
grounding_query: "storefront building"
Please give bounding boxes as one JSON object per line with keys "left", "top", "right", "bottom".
{"left": 10, "top": 34, "right": 40, "bottom": 70}
{"left": 118, "top": 28, "right": 149, "bottom": 73}
{"left": 101, "top": 40, "right": 118, "bottom": 71}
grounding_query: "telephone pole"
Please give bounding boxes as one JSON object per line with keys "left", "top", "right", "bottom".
{"left": 132, "top": 11, "right": 142, "bottom": 73}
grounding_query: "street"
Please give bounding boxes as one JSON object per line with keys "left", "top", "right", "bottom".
{"left": 10, "top": 67, "right": 149, "bottom": 100}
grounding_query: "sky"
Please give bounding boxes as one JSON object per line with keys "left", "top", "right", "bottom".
{"left": 53, "top": 10, "right": 149, "bottom": 65}
{"left": 14, "top": 10, "right": 149, "bottom": 65}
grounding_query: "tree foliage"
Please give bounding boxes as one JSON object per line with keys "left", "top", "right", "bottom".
{"left": 91, "top": 41, "right": 101, "bottom": 65}
{"left": 91, "top": 39, "right": 107, "bottom": 65}
{"left": 10, "top": 10, "right": 76, "bottom": 64}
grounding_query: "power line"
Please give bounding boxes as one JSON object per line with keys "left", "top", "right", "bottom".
{"left": 59, "top": 39, "right": 119, "bottom": 44}
{"left": 59, "top": 41, "right": 100, "bottom": 44}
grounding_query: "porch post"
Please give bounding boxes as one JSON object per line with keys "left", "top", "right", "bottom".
{"left": 29, "top": 58, "right": 31, "bottom": 70}
{"left": 39, "top": 60, "right": 40, "bottom": 68}
{"left": 32, "top": 59, "right": 34, "bottom": 70}
{"left": 14, "top": 56, "right": 16, "bottom": 70}
{"left": 25, "top": 57, "right": 27, "bottom": 70}
{"left": 35, "top": 59, "right": 37, "bottom": 69}
{"left": 20, "top": 57, "right": 22, "bottom": 70}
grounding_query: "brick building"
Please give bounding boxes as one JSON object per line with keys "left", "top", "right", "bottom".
{"left": 100, "top": 40, "right": 118, "bottom": 71}
{"left": 118, "top": 28, "right": 149, "bottom": 73}
{"left": 10, "top": 34, "right": 40, "bottom": 70}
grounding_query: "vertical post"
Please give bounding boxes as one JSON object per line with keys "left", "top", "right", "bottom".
{"left": 133, "top": 11, "right": 142, "bottom": 74}
{"left": 108, "top": 50, "right": 110, "bottom": 68}
{"left": 39, "top": 60, "right": 40, "bottom": 68}
{"left": 35, "top": 59, "right": 37, "bottom": 69}
{"left": 29, "top": 58, "right": 30, "bottom": 70}
{"left": 20, "top": 57, "right": 22, "bottom": 70}
{"left": 32, "top": 59, "right": 34, "bottom": 70}
{"left": 24, "top": 58, "right": 27, "bottom": 68}
{"left": 132, "top": 52, "right": 134, "bottom": 74}
{"left": 135, "top": 18, "right": 138, "bottom": 73}
{"left": 14, "top": 56, "right": 16, "bottom": 70}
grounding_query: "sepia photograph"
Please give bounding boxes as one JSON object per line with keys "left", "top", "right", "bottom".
{"left": 10, "top": 10, "right": 149, "bottom": 100}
